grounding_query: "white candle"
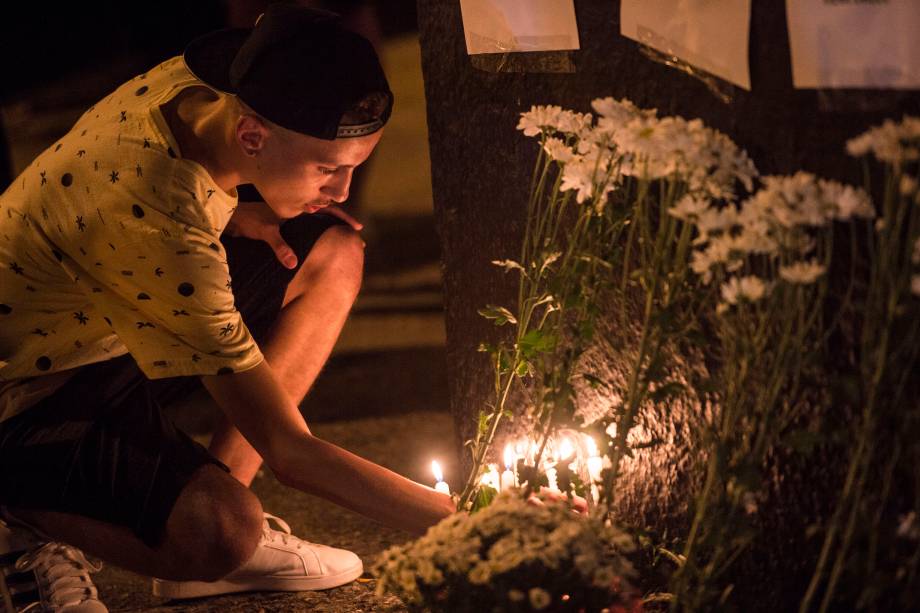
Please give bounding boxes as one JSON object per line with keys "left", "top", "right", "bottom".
{"left": 431, "top": 460, "right": 450, "bottom": 494}
{"left": 585, "top": 436, "right": 602, "bottom": 503}
{"left": 546, "top": 466, "right": 559, "bottom": 492}
{"left": 500, "top": 444, "right": 516, "bottom": 491}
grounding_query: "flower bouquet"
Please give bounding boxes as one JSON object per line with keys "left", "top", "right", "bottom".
{"left": 375, "top": 493, "right": 641, "bottom": 612}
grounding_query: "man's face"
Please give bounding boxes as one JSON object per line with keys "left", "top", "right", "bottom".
{"left": 250, "top": 128, "right": 382, "bottom": 220}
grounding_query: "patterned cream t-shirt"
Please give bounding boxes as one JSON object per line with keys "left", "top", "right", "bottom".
{"left": 0, "top": 56, "right": 264, "bottom": 422}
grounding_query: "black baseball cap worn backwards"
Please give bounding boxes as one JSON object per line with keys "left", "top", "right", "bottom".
{"left": 184, "top": 1, "right": 393, "bottom": 141}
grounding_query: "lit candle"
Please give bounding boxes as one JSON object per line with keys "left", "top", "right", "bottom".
{"left": 431, "top": 460, "right": 450, "bottom": 495}
{"left": 559, "top": 437, "right": 574, "bottom": 462}
{"left": 585, "top": 436, "right": 603, "bottom": 503}
{"left": 584, "top": 436, "right": 603, "bottom": 481}
{"left": 501, "top": 444, "right": 516, "bottom": 491}
{"left": 545, "top": 465, "right": 559, "bottom": 492}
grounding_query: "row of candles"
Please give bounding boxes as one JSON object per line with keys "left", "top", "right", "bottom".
{"left": 432, "top": 433, "right": 606, "bottom": 501}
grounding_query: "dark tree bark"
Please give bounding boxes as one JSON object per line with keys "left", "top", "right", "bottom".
{"left": 417, "top": 1, "right": 919, "bottom": 609}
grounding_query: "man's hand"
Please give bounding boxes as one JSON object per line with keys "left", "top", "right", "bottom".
{"left": 527, "top": 487, "right": 589, "bottom": 515}
{"left": 226, "top": 202, "right": 298, "bottom": 269}
{"left": 321, "top": 205, "right": 364, "bottom": 232}
{"left": 226, "top": 202, "right": 363, "bottom": 270}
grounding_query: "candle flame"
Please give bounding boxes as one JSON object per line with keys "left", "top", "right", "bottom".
{"left": 559, "top": 437, "right": 574, "bottom": 460}
{"left": 504, "top": 444, "right": 514, "bottom": 469}
{"left": 584, "top": 435, "right": 599, "bottom": 457}
{"left": 431, "top": 460, "right": 444, "bottom": 482}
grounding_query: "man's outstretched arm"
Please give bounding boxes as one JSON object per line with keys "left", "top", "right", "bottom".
{"left": 201, "top": 360, "right": 455, "bottom": 535}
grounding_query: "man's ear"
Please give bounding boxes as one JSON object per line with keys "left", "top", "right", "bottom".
{"left": 236, "top": 114, "right": 268, "bottom": 157}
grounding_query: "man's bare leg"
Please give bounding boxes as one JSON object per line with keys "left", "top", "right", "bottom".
{"left": 209, "top": 225, "right": 365, "bottom": 485}
{"left": 5, "top": 465, "right": 263, "bottom": 581}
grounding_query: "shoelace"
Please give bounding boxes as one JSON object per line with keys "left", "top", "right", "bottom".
{"left": 15, "top": 542, "right": 102, "bottom": 611}
{"left": 261, "top": 513, "right": 304, "bottom": 550}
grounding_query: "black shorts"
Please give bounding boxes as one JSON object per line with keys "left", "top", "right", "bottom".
{"left": 0, "top": 212, "right": 345, "bottom": 547}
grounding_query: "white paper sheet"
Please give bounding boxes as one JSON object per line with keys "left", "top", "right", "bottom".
{"left": 459, "top": 0, "right": 580, "bottom": 55}
{"left": 620, "top": 0, "right": 752, "bottom": 90}
{"left": 786, "top": 0, "right": 920, "bottom": 89}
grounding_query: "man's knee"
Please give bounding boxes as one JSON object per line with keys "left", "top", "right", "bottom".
{"left": 286, "top": 224, "right": 365, "bottom": 304}
{"left": 160, "top": 464, "right": 263, "bottom": 581}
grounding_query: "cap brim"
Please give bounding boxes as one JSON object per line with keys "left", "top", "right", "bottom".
{"left": 183, "top": 27, "right": 252, "bottom": 94}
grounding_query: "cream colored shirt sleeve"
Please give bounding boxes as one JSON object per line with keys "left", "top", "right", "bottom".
{"left": 67, "top": 180, "right": 262, "bottom": 379}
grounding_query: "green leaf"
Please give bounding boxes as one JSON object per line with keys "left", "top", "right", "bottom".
{"left": 478, "top": 304, "right": 518, "bottom": 326}
{"left": 471, "top": 484, "right": 498, "bottom": 513}
{"left": 517, "top": 329, "right": 557, "bottom": 359}
{"left": 514, "top": 359, "right": 532, "bottom": 378}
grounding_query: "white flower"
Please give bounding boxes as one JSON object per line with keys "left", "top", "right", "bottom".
{"left": 900, "top": 174, "right": 918, "bottom": 196}
{"left": 846, "top": 116, "right": 920, "bottom": 165}
{"left": 720, "top": 275, "right": 768, "bottom": 305}
{"left": 528, "top": 587, "right": 552, "bottom": 610}
{"left": 517, "top": 105, "right": 563, "bottom": 137}
{"left": 668, "top": 194, "right": 711, "bottom": 221}
{"left": 543, "top": 137, "right": 576, "bottom": 163}
{"left": 779, "top": 260, "right": 826, "bottom": 284}
{"left": 827, "top": 183, "right": 875, "bottom": 221}
{"left": 560, "top": 157, "right": 597, "bottom": 203}
{"left": 591, "top": 96, "right": 651, "bottom": 124}
{"left": 554, "top": 110, "right": 593, "bottom": 135}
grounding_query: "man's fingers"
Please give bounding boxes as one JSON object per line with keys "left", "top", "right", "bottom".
{"left": 322, "top": 205, "right": 363, "bottom": 231}
{"left": 267, "top": 229, "right": 298, "bottom": 269}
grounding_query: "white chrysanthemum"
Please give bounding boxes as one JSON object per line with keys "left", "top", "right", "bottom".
{"left": 543, "top": 137, "right": 576, "bottom": 163}
{"left": 721, "top": 275, "right": 769, "bottom": 305}
{"left": 554, "top": 110, "right": 593, "bottom": 135}
{"left": 528, "top": 587, "right": 552, "bottom": 610}
{"left": 846, "top": 116, "right": 920, "bottom": 164}
{"left": 668, "top": 194, "right": 711, "bottom": 221}
{"left": 751, "top": 173, "right": 873, "bottom": 228}
{"left": 559, "top": 147, "right": 620, "bottom": 206}
{"left": 779, "top": 260, "right": 826, "bottom": 284}
{"left": 517, "top": 105, "right": 564, "bottom": 137}
{"left": 825, "top": 182, "right": 875, "bottom": 221}
{"left": 591, "top": 96, "right": 651, "bottom": 123}
{"left": 560, "top": 157, "right": 597, "bottom": 203}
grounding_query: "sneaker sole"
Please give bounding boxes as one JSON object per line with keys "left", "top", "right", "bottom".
{"left": 151, "top": 561, "right": 364, "bottom": 599}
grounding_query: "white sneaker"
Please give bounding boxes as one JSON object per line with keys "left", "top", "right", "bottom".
{"left": 1, "top": 520, "right": 107, "bottom": 613}
{"left": 151, "top": 513, "right": 363, "bottom": 599}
